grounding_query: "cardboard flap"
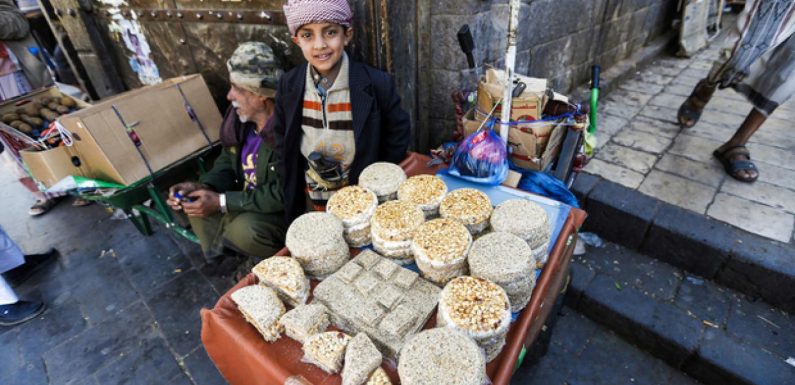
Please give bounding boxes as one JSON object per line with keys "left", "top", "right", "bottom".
{"left": 20, "top": 146, "right": 84, "bottom": 188}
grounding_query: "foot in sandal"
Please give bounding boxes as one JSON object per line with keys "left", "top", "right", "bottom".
{"left": 713, "top": 144, "right": 759, "bottom": 183}
{"left": 677, "top": 79, "right": 717, "bottom": 128}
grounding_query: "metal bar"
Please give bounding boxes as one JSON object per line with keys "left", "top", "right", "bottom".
{"left": 97, "top": 8, "right": 287, "bottom": 25}
{"left": 110, "top": 104, "right": 156, "bottom": 178}
{"left": 176, "top": 83, "right": 214, "bottom": 148}
{"left": 147, "top": 184, "right": 175, "bottom": 224}
{"left": 500, "top": 0, "right": 520, "bottom": 144}
{"left": 132, "top": 204, "right": 199, "bottom": 243}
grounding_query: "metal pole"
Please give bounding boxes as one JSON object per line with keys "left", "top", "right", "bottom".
{"left": 500, "top": 0, "right": 521, "bottom": 145}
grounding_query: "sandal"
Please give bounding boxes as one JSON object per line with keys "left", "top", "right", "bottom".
{"left": 713, "top": 145, "right": 759, "bottom": 183}
{"left": 677, "top": 79, "right": 716, "bottom": 128}
{"left": 72, "top": 198, "right": 93, "bottom": 207}
{"left": 28, "top": 198, "right": 60, "bottom": 217}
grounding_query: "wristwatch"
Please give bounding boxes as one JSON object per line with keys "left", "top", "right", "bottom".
{"left": 219, "top": 193, "right": 227, "bottom": 213}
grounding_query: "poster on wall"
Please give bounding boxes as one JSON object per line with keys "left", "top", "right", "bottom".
{"left": 102, "top": 0, "right": 163, "bottom": 86}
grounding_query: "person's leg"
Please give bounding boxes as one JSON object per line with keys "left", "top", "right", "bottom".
{"left": 677, "top": 79, "right": 718, "bottom": 128}
{"left": 0, "top": 225, "right": 25, "bottom": 274}
{"left": 0, "top": 276, "right": 19, "bottom": 306}
{"left": 221, "top": 212, "right": 286, "bottom": 260}
{"left": 713, "top": 107, "right": 765, "bottom": 182}
{"left": 0, "top": 228, "right": 45, "bottom": 326}
{"left": 188, "top": 214, "right": 227, "bottom": 263}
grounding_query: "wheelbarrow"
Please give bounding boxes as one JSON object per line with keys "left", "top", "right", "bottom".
{"left": 75, "top": 144, "right": 220, "bottom": 244}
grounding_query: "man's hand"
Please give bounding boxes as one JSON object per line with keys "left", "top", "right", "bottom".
{"left": 181, "top": 190, "right": 221, "bottom": 217}
{"left": 167, "top": 182, "right": 205, "bottom": 211}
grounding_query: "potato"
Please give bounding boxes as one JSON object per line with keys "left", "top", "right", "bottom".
{"left": 2, "top": 112, "right": 20, "bottom": 123}
{"left": 59, "top": 96, "right": 76, "bottom": 108}
{"left": 38, "top": 96, "right": 52, "bottom": 105}
{"left": 18, "top": 102, "right": 42, "bottom": 117}
{"left": 54, "top": 105, "right": 70, "bottom": 114}
{"left": 9, "top": 120, "right": 32, "bottom": 133}
{"left": 39, "top": 108, "right": 59, "bottom": 121}
{"left": 19, "top": 114, "right": 44, "bottom": 127}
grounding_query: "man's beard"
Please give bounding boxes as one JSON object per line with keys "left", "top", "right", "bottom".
{"left": 231, "top": 101, "right": 249, "bottom": 123}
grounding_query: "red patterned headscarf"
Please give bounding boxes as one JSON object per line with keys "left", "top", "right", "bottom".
{"left": 283, "top": 0, "right": 353, "bottom": 36}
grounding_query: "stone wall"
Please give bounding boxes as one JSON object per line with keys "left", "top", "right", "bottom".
{"left": 422, "top": 0, "right": 678, "bottom": 148}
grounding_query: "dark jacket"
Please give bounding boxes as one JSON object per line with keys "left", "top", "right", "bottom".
{"left": 273, "top": 60, "right": 411, "bottom": 224}
{"left": 200, "top": 106, "right": 284, "bottom": 217}
{"left": 0, "top": 0, "right": 52, "bottom": 89}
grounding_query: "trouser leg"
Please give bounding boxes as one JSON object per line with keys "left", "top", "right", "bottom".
{"left": 221, "top": 212, "right": 286, "bottom": 261}
{"left": 188, "top": 214, "right": 226, "bottom": 263}
{"left": 0, "top": 276, "right": 19, "bottom": 305}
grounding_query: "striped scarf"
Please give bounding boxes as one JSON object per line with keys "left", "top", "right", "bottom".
{"left": 300, "top": 53, "right": 355, "bottom": 172}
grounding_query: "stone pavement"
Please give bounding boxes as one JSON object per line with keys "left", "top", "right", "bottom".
{"left": 584, "top": 44, "right": 795, "bottom": 244}
{"left": 513, "top": 305, "right": 703, "bottom": 385}
{"left": 0, "top": 170, "right": 230, "bottom": 385}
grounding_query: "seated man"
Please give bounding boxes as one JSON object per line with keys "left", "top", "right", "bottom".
{"left": 167, "top": 42, "right": 286, "bottom": 276}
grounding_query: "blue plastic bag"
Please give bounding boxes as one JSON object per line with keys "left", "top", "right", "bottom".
{"left": 447, "top": 128, "right": 509, "bottom": 185}
{"left": 515, "top": 168, "right": 580, "bottom": 208}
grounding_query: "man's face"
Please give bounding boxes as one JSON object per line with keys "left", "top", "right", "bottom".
{"left": 292, "top": 23, "right": 352, "bottom": 76}
{"left": 227, "top": 84, "right": 264, "bottom": 123}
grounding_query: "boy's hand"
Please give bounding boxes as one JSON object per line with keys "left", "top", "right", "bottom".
{"left": 167, "top": 182, "right": 204, "bottom": 211}
{"left": 181, "top": 190, "right": 221, "bottom": 217}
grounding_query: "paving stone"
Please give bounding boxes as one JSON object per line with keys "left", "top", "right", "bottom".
{"left": 669, "top": 75, "right": 701, "bottom": 86}
{"left": 618, "top": 78, "right": 664, "bottom": 95}
{"left": 578, "top": 273, "right": 657, "bottom": 348}
{"left": 57, "top": 250, "right": 141, "bottom": 325}
{"left": 114, "top": 232, "right": 193, "bottom": 296}
{"left": 145, "top": 269, "right": 220, "bottom": 357}
{"left": 634, "top": 70, "right": 675, "bottom": 86}
{"left": 16, "top": 298, "right": 88, "bottom": 362}
{"left": 686, "top": 328, "right": 795, "bottom": 385}
{"left": 679, "top": 67, "right": 710, "bottom": 79}
{"left": 578, "top": 243, "right": 682, "bottom": 302}
{"left": 673, "top": 277, "right": 732, "bottom": 326}
{"left": 688, "top": 60, "right": 713, "bottom": 70}
{"left": 567, "top": 318, "right": 680, "bottom": 385}
{"left": 664, "top": 83, "right": 695, "bottom": 96}
{"left": 667, "top": 134, "right": 724, "bottom": 164}
{"left": 698, "top": 108, "right": 746, "bottom": 129}
{"left": 570, "top": 172, "right": 601, "bottom": 204}
{"left": 584, "top": 159, "right": 645, "bottom": 189}
{"left": 725, "top": 296, "right": 795, "bottom": 360}
{"left": 648, "top": 62, "right": 686, "bottom": 77}
{"left": 611, "top": 128, "right": 672, "bottom": 154}
{"left": 627, "top": 116, "right": 682, "bottom": 138}
{"left": 0, "top": 329, "right": 22, "bottom": 377}
{"left": 684, "top": 120, "right": 737, "bottom": 142}
{"left": 638, "top": 104, "right": 680, "bottom": 124}
{"left": 595, "top": 143, "right": 658, "bottom": 174}
{"left": 721, "top": 231, "right": 795, "bottom": 313}
{"left": 580, "top": 179, "right": 660, "bottom": 249}
{"left": 756, "top": 160, "right": 795, "bottom": 191}
{"left": 513, "top": 336, "right": 572, "bottom": 385}
{"left": 747, "top": 142, "right": 795, "bottom": 172}
{"left": 721, "top": 179, "right": 795, "bottom": 214}
{"left": 1, "top": 358, "right": 49, "bottom": 385}
{"left": 707, "top": 193, "right": 795, "bottom": 243}
{"left": 638, "top": 170, "right": 717, "bottom": 214}
{"left": 94, "top": 337, "right": 184, "bottom": 385}
{"left": 653, "top": 153, "right": 724, "bottom": 187}
{"left": 704, "top": 96, "right": 752, "bottom": 117}
{"left": 607, "top": 88, "right": 654, "bottom": 107}
{"left": 597, "top": 112, "right": 631, "bottom": 136}
{"left": 648, "top": 301, "right": 704, "bottom": 368}
{"left": 641, "top": 203, "right": 737, "bottom": 279}
{"left": 600, "top": 97, "right": 644, "bottom": 120}
{"left": 648, "top": 92, "right": 687, "bottom": 109}
{"left": 43, "top": 301, "right": 159, "bottom": 385}
{"left": 567, "top": 255, "right": 597, "bottom": 307}
{"left": 182, "top": 346, "right": 228, "bottom": 385}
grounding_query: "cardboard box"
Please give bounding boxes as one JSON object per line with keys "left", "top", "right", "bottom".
{"left": 24, "top": 75, "right": 222, "bottom": 186}
{"left": 476, "top": 68, "right": 547, "bottom": 122}
{"left": 0, "top": 86, "right": 92, "bottom": 188}
{"left": 461, "top": 108, "right": 484, "bottom": 138}
{"left": 507, "top": 120, "right": 557, "bottom": 170}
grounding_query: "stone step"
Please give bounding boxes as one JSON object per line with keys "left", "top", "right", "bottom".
{"left": 572, "top": 174, "right": 795, "bottom": 313}
{"left": 513, "top": 305, "right": 704, "bottom": 385}
{"left": 566, "top": 241, "right": 795, "bottom": 385}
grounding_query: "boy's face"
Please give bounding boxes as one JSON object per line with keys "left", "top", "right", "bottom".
{"left": 292, "top": 23, "right": 352, "bottom": 76}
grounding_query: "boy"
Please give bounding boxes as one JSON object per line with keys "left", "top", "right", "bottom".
{"left": 275, "top": 0, "right": 411, "bottom": 223}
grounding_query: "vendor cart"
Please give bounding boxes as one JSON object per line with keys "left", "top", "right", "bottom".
{"left": 201, "top": 152, "right": 587, "bottom": 385}
{"left": 74, "top": 144, "right": 219, "bottom": 244}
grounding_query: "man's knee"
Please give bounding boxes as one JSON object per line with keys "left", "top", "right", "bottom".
{"left": 222, "top": 215, "right": 285, "bottom": 257}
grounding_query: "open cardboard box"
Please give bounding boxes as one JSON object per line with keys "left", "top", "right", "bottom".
{"left": 20, "top": 75, "right": 222, "bottom": 187}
